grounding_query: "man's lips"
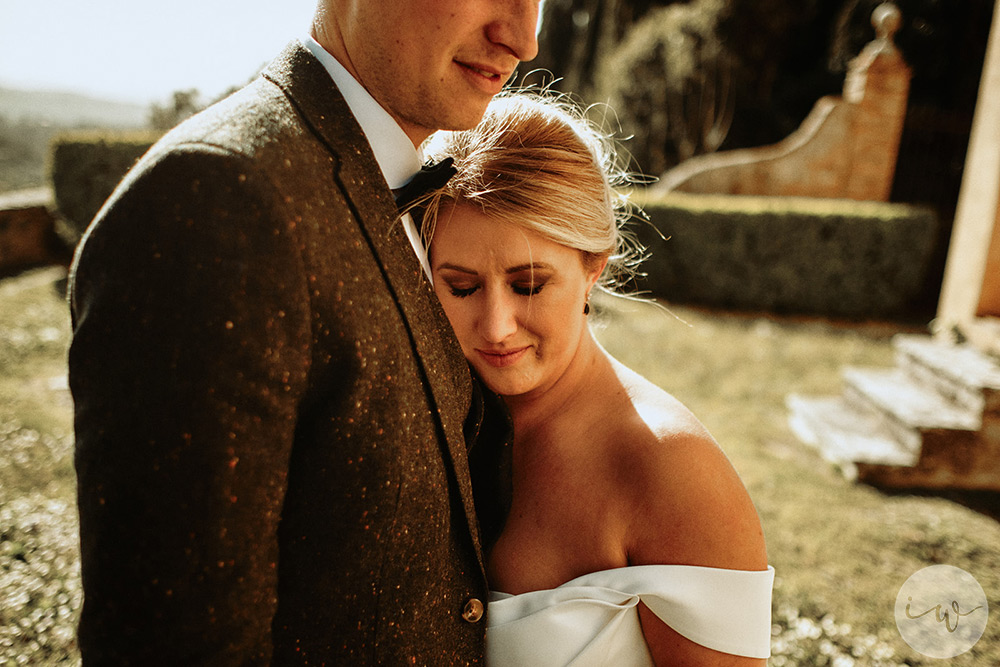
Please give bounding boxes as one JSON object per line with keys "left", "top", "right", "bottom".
{"left": 475, "top": 346, "right": 530, "bottom": 368}
{"left": 456, "top": 60, "right": 510, "bottom": 80}
{"left": 455, "top": 60, "right": 513, "bottom": 90}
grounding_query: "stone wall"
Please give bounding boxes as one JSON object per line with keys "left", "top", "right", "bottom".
{"left": 0, "top": 188, "right": 69, "bottom": 276}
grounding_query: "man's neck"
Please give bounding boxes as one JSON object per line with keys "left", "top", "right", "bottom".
{"left": 302, "top": 34, "right": 423, "bottom": 189}
{"left": 309, "top": 24, "right": 430, "bottom": 149}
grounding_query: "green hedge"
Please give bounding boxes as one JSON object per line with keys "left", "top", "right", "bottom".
{"left": 629, "top": 192, "right": 939, "bottom": 320}
{"left": 47, "top": 136, "right": 940, "bottom": 320}
{"left": 50, "top": 131, "right": 159, "bottom": 238}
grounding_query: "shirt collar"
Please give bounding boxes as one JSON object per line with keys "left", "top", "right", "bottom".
{"left": 303, "top": 36, "right": 422, "bottom": 189}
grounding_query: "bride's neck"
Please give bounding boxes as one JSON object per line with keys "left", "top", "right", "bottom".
{"left": 505, "top": 331, "right": 610, "bottom": 439}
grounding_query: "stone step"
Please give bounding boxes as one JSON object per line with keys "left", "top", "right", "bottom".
{"left": 786, "top": 394, "right": 919, "bottom": 474}
{"left": 958, "top": 317, "right": 1000, "bottom": 361}
{"left": 842, "top": 366, "right": 981, "bottom": 454}
{"left": 894, "top": 334, "right": 1000, "bottom": 415}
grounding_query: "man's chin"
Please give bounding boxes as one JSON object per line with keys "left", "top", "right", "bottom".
{"left": 431, "top": 101, "right": 494, "bottom": 133}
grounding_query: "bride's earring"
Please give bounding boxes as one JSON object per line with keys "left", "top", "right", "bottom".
{"left": 583, "top": 296, "right": 591, "bottom": 315}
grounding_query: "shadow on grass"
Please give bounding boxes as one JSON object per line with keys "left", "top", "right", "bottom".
{"left": 879, "top": 487, "right": 1000, "bottom": 524}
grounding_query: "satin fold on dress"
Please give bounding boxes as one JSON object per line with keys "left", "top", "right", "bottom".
{"left": 486, "top": 564, "right": 774, "bottom": 665}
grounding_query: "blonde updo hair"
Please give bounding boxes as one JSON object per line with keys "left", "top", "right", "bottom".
{"left": 419, "top": 90, "right": 643, "bottom": 290}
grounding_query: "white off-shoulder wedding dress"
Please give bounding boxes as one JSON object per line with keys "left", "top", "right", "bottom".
{"left": 485, "top": 564, "right": 775, "bottom": 665}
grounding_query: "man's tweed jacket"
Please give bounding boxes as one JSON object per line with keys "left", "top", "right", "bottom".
{"left": 69, "top": 41, "right": 504, "bottom": 665}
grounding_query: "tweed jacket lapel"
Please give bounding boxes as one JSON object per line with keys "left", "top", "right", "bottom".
{"left": 261, "top": 42, "right": 485, "bottom": 565}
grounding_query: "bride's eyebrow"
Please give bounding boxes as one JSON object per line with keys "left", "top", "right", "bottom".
{"left": 506, "top": 263, "right": 553, "bottom": 275}
{"left": 435, "top": 262, "right": 478, "bottom": 275}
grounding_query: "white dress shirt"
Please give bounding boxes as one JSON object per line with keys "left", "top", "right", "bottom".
{"left": 303, "top": 36, "right": 434, "bottom": 281}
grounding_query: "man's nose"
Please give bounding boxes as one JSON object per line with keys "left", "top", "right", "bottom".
{"left": 487, "top": 0, "right": 541, "bottom": 62}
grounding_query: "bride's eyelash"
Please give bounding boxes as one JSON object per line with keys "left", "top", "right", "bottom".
{"left": 447, "top": 282, "right": 544, "bottom": 298}
{"left": 449, "top": 285, "right": 479, "bottom": 298}
{"left": 513, "top": 283, "right": 544, "bottom": 297}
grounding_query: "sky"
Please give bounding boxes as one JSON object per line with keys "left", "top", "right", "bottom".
{"left": 0, "top": 0, "right": 318, "bottom": 105}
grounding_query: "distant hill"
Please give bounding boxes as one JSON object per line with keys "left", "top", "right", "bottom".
{"left": 0, "top": 86, "right": 148, "bottom": 129}
{"left": 0, "top": 87, "right": 151, "bottom": 193}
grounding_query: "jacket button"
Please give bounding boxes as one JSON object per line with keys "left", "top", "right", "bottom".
{"left": 461, "top": 597, "right": 485, "bottom": 623}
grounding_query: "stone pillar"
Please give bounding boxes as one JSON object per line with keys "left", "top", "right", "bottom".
{"left": 843, "top": 3, "right": 911, "bottom": 201}
{"left": 976, "top": 184, "right": 1000, "bottom": 317}
{"left": 937, "top": 0, "right": 1000, "bottom": 341}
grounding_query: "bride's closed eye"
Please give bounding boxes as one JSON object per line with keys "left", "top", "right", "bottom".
{"left": 509, "top": 267, "right": 551, "bottom": 297}
{"left": 448, "top": 283, "right": 480, "bottom": 298}
{"left": 512, "top": 282, "right": 544, "bottom": 297}
{"left": 446, "top": 282, "right": 544, "bottom": 298}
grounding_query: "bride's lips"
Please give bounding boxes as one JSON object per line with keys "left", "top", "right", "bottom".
{"left": 476, "top": 346, "right": 530, "bottom": 368}
{"left": 455, "top": 60, "right": 513, "bottom": 95}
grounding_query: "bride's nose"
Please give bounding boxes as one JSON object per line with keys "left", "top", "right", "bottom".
{"left": 477, "top": 290, "right": 518, "bottom": 343}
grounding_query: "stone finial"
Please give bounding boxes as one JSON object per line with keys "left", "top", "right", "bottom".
{"left": 843, "top": 0, "right": 906, "bottom": 102}
{"left": 873, "top": 3, "right": 902, "bottom": 43}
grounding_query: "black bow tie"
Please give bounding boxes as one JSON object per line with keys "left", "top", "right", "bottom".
{"left": 395, "top": 157, "right": 457, "bottom": 212}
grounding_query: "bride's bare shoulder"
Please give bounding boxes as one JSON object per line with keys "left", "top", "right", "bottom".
{"left": 605, "top": 359, "right": 768, "bottom": 572}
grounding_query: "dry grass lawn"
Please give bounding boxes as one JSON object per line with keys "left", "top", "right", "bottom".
{"left": 2, "top": 267, "right": 998, "bottom": 665}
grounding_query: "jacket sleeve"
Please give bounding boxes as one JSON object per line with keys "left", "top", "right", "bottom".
{"left": 69, "top": 144, "right": 312, "bottom": 665}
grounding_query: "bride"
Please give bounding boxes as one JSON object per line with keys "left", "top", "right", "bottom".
{"left": 419, "top": 92, "right": 773, "bottom": 666}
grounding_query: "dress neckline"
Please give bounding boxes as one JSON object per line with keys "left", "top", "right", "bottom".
{"left": 491, "top": 563, "right": 774, "bottom": 597}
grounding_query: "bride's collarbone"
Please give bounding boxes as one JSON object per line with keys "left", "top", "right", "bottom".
{"left": 509, "top": 398, "right": 657, "bottom": 529}
{"left": 513, "top": 385, "right": 636, "bottom": 455}
{"left": 510, "top": 424, "right": 625, "bottom": 503}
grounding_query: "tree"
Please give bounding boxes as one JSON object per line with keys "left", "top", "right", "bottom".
{"left": 148, "top": 89, "right": 202, "bottom": 132}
